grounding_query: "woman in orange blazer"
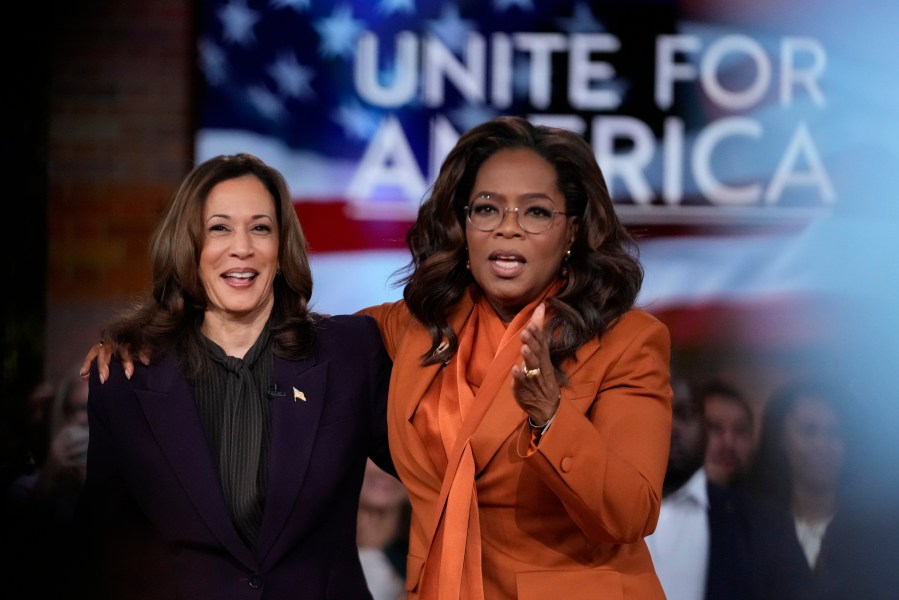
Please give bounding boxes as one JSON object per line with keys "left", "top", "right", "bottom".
{"left": 360, "top": 116, "right": 672, "bottom": 600}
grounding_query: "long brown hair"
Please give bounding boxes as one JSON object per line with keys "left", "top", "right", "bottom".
{"left": 399, "top": 116, "right": 643, "bottom": 368}
{"left": 104, "top": 153, "right": 317, "bottom": 372}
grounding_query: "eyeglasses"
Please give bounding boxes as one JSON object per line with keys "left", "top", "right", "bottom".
{"left": 465, "top": 196, "right": 573, "bottom": 234}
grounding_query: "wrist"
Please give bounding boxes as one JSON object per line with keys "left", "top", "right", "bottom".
{"left": 528, "top": 411, "right": 556, "bottom": 436}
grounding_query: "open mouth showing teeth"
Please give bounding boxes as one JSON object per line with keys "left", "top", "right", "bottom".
{"left": 492, "top": 255, "right": 525, "bottom": 267}
{"left": 224, "top": 272, "right": 256, "bottom": 279}
{"left": 488, "top": 253, "right": 526, "bottom": 277}
{"left": 491, "top": 254, "right": 524, "bottom": 263}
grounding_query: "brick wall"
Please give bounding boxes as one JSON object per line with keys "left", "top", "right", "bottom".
{"left": 44, "top": 0, "right": 194, "bottom": 383}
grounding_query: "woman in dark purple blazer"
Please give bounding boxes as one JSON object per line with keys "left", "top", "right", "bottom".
{"left": 78, "top": 154, "right": 392, "bottom": 599}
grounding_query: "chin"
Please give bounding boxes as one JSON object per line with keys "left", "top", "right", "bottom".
{"left": 224, "top": 303, "right": 269, "bottom": 317}
{"left": 483, "top": 285, "right": 532, "bottom": 306}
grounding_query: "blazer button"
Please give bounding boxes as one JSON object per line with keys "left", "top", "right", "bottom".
{"left": 247, "top": 574, "right": 263, "bottom": 589}
{"left": 560, "top": 455, "right": 573, "bottom": 472}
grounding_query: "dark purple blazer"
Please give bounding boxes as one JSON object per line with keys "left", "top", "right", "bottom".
{"left": 78, "top": 314, "right": 393, "bottom": 600}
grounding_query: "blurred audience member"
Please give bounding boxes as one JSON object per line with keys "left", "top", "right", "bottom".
{"left": 1, "top": 380, "right": 55, "bottom": 490}
{"left": 647, "top": 373, "right": 804, "bottom": 600}
{"left": 357, "top": 458, "right": 410, "bottom": 600}
{"left": 700, "top": 379, "right": 755, "bottom": 487}
{"left": 7, "top": 364, "right": 88, "bottom": 515}
{"left": 1, "top": 379, "right": 55, "bottom": 597}
{"left": 2, "top": 365, "right": 89, "bottom": 599}
{"left": 747, "top": 375, "right": 897, "bottom": 599}
{"left": 646, "top": 375, "right": 709, "bottom": 600}
{"left": 25, "top": 380, "right": 57, "bottom": 468}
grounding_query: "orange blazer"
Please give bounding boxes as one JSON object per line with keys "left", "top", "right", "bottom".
{"left": 361, "top": 294, "right": 672, "bottom": 600}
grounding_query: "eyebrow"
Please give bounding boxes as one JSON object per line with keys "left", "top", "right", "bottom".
{"left": 473, "top": 191, "right": 554, "bottom": 201}
{"left": 205, "top": 213, "right": 275, "bottom": 222}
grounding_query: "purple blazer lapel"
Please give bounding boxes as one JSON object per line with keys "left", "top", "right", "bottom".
{"left": 256, "top": 354, "right": 328, "bottom": 565}
{"left": 133, "top": 352, "right": 256, "bottom": 568}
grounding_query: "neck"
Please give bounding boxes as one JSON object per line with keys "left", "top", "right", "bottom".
{"left": 201, "top": 309, "right": 271, "bottom": 359}
{"left": 486, "top": 299, "right": 517, "bottom": 325}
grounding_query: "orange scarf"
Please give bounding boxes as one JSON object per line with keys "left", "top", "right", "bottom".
{"left": 418, "top": 284, "right": 559, "bottom": 600}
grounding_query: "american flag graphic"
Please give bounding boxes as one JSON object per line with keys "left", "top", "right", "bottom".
{"left": 192, "top": 0, "right": 896, "bottom": 344}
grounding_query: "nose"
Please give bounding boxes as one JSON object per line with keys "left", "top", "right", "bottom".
{"left": 230, "top": 229, "right": 254, "bottom": 256}
{"left": 493, "top": 207, "right": 523, "bottom": 235}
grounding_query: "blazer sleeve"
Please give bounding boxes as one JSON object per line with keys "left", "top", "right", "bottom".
{"left": 75, "top": 359, "right": 152, "bottom": 600}
{"left": 79, "top": 359, "right": 129, "bottom": 542}
{"left": 516, "top": 311, "right": 673, "bottom": 544}
{"left": 357, "top": 314, "right": 397, "bottom": 479}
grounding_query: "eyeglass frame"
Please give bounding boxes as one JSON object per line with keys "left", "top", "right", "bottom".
{"left": 463, "top": 199, "right": 576, "bottom": 234}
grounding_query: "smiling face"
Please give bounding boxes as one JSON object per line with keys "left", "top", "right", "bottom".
{"left": 465, "top": 148, "right": 577, "bottom": 323}
{"left": 199, "top": 175, "right": 280, "bottom": 330}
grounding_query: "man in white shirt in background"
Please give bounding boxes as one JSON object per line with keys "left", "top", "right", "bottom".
{"left": 646, "top": 375, "right": 709, "bottom": 600}
{"left": 647, "top": 374, "right": 789, "bottom": 600}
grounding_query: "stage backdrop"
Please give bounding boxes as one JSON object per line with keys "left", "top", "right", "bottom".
{"left": 192, "top": 0, "right": 899, "bottom": 355}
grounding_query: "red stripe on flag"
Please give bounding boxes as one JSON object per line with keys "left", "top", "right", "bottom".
{"left": 651, "top": 294, "right": 851, "bottom": 349}
{"left": 294, "top": 201, "right": 413, "bottom": 253}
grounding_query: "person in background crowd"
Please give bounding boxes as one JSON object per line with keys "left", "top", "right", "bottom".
{"left": 85, "top": 116, "right": 673, "bottom": 599}
{"left": 3, "top": 365, "right": 89, "bottom": 599}
{"left": 27, "top": 365, "right": 89, "bottom": 502}
{"left": 700, "top": 379, "right": 755, "bottom": 487}
{"left": 1, "top": 380, "right": 56, "bottom": 488}
{"left": 646, "top": 373, "right": 803, "bottom": 600}
{"left": 646, "top": 374, "right": 713, "bottom": 600}
{"left": 747, "top": 376, "right": 898, "bottom": 599}
{"left": 25, "top": 380, "right": 57, "bottom": 469}
{"left": 357, "top": 458, "right": 410, "bottom": 600}
{"left": 78, "top": 153, "right": 393, "bottom": 599}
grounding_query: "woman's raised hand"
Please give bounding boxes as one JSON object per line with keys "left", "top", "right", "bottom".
{"left": 511, "top": 303, "right": 561, "bottom": 427}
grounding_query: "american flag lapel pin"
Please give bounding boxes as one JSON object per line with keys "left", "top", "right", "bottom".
{"left": 293, "top": 387, "right": 306, "bottom": 402}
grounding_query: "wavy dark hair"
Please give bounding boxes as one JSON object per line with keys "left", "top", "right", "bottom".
{"left": 103, "top": 153, "right": 316, "bottom": 374}
{"left": 399, "top": 116, "right": 643, "bottom": 368}
{"left": 746, "top": 376, "right": 857, "bottom": 510}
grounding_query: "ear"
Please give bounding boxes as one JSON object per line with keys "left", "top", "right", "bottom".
{"left": 567, "top": 218, "right": 579, "bottom": 248}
